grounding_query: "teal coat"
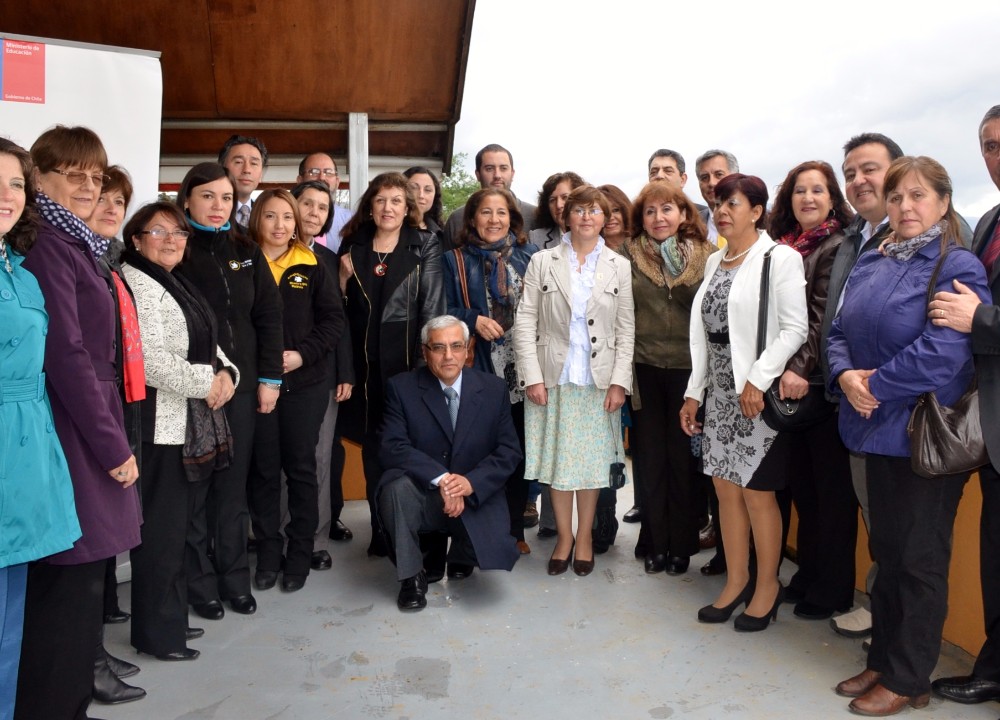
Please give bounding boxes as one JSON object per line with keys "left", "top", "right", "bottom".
{"left": 0, "top": 250, "right": 80, "bottom": 568}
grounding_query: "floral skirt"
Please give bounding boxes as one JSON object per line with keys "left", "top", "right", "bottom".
{"left": 524, "top": 383, "right": 624, "bottom": 491}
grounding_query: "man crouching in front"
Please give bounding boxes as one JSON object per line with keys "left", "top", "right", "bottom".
{"left": 377, "top": 316, "right": 521, "bottom": 610}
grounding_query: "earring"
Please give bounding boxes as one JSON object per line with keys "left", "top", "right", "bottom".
{"left": 290, "top": 232, "right": 297, "bottom": 241}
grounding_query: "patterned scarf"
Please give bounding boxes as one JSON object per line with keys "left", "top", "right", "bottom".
{"left": 625, "top": 233, "right": 713, "bottom": 289}
{"left": 36, "top": 192, "right": 111, "bottom": 260}
{"left": 778, "top": 216, "right": 843, "bottom": 258}
{"left": 879, "top": 221, "right": 945, "bottom": 261}
{"left": 465, "top": 231, "right": 518, "bottom": 331}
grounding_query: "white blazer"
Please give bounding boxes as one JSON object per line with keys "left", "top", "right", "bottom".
{"left": 684, "top": 232, "right": 807, "bottom": 402}
{"left": 513, "top": 242, "right": 634, "bottom": 392}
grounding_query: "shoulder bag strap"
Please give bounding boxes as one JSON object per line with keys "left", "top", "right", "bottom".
{"left": 925, "top": 244, "right": 952, "bottom": 305}
{"left": 453, "top": 248, "right": 472, "bottom": 309}
{"left": 755, "top": 247, "right": 775, "bottom": 359}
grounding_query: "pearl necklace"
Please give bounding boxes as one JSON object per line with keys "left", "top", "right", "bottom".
{"left": 721, "top": 245, "right": 752, "bottom": 263}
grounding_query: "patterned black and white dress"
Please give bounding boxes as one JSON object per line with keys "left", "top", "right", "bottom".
{"left": 699, "top": 265, "right": 782, "bottom": 489}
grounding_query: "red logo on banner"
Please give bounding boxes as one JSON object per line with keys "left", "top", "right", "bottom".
{"left": 3, "top": 39, "right": 46, "bottom": 104}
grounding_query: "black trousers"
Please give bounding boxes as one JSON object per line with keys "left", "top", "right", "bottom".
{"left": 15, "top": 560, "right": 104, "bottom": 720}
{"left": 248, "top": 384, "right": 328, "bottom": 577}
{"left": 102, "top": 557, "right": 119, "bottom": 617}
{"left": 504, "top": 401, "right": 528, "bottom": 542}
{"left": 634, "top": 365, "right": 700, "bottom": 558}
{"left": 130, "top": 443, "right": 189, "bottom": 655}
{"left": 786, "top": 412, "right": 857, "bottom": 611}
{"left": 186, "top": 391, "right": 254, "bottom": 604}
{"left": 866, "top": 454, "right": 968, "bottom": 696}
{"left": 378, "top": 475, "right": 477, "bottom": 581}
{"left": 973, "top": 462, "right": 1000, "bottom": 681}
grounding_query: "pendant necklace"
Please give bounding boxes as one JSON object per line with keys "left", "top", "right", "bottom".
{"left": 374, "top": 249, "right": 389, "bottom": 277}
{"left": 0, "top": 236, "right": 12, "bottom": 275}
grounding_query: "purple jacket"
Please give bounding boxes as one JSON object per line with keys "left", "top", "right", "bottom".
{"left": 827, "top": 240, "right": 989, "bottom": 457}
{"left": 23, "top": 219, "right": 142, "bottom": 564}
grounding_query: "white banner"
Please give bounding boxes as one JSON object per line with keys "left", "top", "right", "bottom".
{"left": 1, "top": 33, "right": 162, "bottom": 215}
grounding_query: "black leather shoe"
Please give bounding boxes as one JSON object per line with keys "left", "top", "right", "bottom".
{"left": 931, "top": 675, "right": 1000, "bottom": 704}
{"left": 329, "top": 519, "right": 353, "bottom": 542}
{"left": 254, "top": 569, "right": 278, "bottom": 590}
{"left": 228, "top": 594, "right": 257, "bottom": 615}
{"left": 103, "top": 610, "right": 131, "bottom": 624}
{"left": 398, "top": 571, "right": 428, "bottom": 610}
{"left": 623, "top": 506, "right": 641, "bottom": 523}
{"left": 665, "top": 556, "right": 690, "bottom": 575}
{"left": 106, "top": 652, "right": 139, "bottom": 679}
{"left": 447, "top": 563, "right": 475, "bottom": 580}
{"left": 155, "top": 648, "right": 200, "bottom": 662}
{"left": 311, "top": 550, "right": 332, "bottom": 570}
{"left": 700, "top": 555, "right": 727, "bottom": 576}
{"left": 367, "top": 535, "right": 389, "bottom": 557}
{"left": 186, "top": 627, "right": 205, "bottom": 640}
{"left": 644, "top": 554, "right": 667, "bottom": 574}
{"left": 93, "top": 659, "right": 146, "bottom": 705}
{"left": 191, "top": 600, "right": 225, "bottom": 620}
{"left": 793, "top": 600, "right": 834, "bottom": 620}
{"left": 537, "top": 527, "right": 558, "bottom": 539}
{"left": 282, "top": 575, "right": 307, "bottom": 592}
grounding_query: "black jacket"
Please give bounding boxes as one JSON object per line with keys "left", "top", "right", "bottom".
{"left": 177, "top": 226, "right": 284, "bottom": 394}
{"left": 341, "top": 224, "right": 445, "bottom": 438}
{"left": 274, "top": 251, "right": 344, "bottom": 392}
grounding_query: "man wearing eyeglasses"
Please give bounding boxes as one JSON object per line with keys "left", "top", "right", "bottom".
{"left": 296, "top": 152, "right": 354, "bottom": 250}
{"left": 376, "top": 316, "right": 521, "bottom": 610}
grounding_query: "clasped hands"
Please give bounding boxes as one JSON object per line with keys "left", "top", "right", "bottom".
{"left": 838, "top": 369, "right": 879, "bottom": 419}
{"left": 439, "top": 473, "right": 472, "bottom": 517}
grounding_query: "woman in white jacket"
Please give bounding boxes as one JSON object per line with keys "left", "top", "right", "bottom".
{"left": 121, "top": 202, "right": 239, "bottom": 661}
{"left": 679, "top": 174, "right": 807, "bottom": 632}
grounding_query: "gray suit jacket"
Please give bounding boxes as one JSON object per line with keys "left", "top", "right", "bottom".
{"left": 970, "top": 203, "right": 1000, "bottom": 467}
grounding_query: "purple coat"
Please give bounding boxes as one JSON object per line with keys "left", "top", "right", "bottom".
{"left": 827, "top": 240, "right": 990, "bottom": 457}
{"left": 23, "top": 219, "right": 142, "bottom": 565}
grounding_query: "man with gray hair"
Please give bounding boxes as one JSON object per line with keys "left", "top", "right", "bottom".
{"left": 694, "top": 149, "right": 739, "bottom": 244}
{"left": 377, "top": 316, "right": 521, "bottom": 610}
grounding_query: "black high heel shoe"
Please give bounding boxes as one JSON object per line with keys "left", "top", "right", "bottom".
{"left": 734, "top": 585, "right": 784, "bottom": 632}
{"left": 547, "top": 540, "right": 574, "bottom": 576}
{"left": 697, "top": 582, "right": 753, "bottom": 623}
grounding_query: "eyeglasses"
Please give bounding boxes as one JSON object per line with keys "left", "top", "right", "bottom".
{"left": 138, "top": 229, "right": 191, "bottom": 240}
{"left": 305, "top": 168, "right": 338, "bottom": 178}
{"left": 571, "top": 207, "right": 604, "bottom": 217}
{"left": 424, "top": 342, "right": 468, "bottom": 354}
{"left": 52, "top": 168, "right": 111, "bottom": 187}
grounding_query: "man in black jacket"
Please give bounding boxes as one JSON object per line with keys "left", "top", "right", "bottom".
{"left": 927, "top": 104, "right": 1000, "bottom": 706}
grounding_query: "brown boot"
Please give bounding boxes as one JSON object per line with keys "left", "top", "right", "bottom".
{"left": 836, "top": 669, "right": 882, "bottom": 698}
{"left": 848, "top": 683, "right": 929, "bottom": 717}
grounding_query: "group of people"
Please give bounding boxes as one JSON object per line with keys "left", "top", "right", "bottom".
{"left": 3, "top": 104, "right": 1000, "bottom": 719}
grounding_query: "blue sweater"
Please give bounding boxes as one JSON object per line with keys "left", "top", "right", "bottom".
{"left": 827, "top": 240, "right": 989, "bottom": 456}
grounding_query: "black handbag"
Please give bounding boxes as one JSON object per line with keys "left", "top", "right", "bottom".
{"left": 755, "top": 248, "right": 835, "bottom": 431}
{"left": 906, "top": 246, "right": 986, "bottom": 478}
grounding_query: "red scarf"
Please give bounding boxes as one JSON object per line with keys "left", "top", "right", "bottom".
{"left": 111, "top": 270, "right": 147, "bottom": 403}
{"left": 779, "top": 217, "right": 842, "bottom": 258}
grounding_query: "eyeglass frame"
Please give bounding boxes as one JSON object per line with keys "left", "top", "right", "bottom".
{"left": 51, "top": 168, "right": 111, "bottom": 188}
{"left": 423, "top": 341, "right": 469, "bottom": 355}
{"left": 137, "top": 229, "right": 191, "bottom": 240}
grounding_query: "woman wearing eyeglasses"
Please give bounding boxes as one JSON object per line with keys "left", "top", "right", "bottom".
{"left": 15, "top": 125, "right": 143, "bottom": 718}
{"left": 514, "top": 185, "right": 634, "bottom": 577}
{"left": 121, "top": 202, "right": 239, "bottom": 661}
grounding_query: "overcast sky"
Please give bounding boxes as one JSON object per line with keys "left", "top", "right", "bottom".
{"left": 452, "top": 0, "right": 1000, "bottom": 223}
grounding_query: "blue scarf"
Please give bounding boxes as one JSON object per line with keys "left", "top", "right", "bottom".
{"left": 36, "top": 192, "right": 111, "bottom": 260}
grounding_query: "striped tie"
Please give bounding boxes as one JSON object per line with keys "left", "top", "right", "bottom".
{"left": 443, "top": 387, "right": 459, "bottom": 429}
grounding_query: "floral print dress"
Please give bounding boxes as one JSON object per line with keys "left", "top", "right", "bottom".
{"left": 699, "top": 265, "right": 777, "bottom": 488}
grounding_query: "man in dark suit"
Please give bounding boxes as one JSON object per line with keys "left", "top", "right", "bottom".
{"left": 377, "top": 316, "right": 521, "bottom": 610}
{"left": 927, "top": 104, "right": 1000, "bottom": 706}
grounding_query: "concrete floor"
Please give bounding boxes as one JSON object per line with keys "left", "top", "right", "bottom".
{"left": 99, "top": 486, "right": 997, "bottom": 720}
